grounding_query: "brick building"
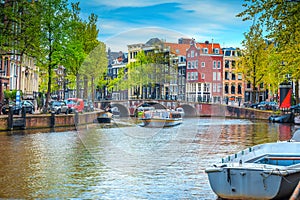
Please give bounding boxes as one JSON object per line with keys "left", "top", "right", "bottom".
{"left": 186, "top": 39, "right": 223, "bottom": 102}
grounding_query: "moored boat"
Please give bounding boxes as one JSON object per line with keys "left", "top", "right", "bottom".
{"left": 268, "top": 113, "right": 294, "bottom": 123}
{"left": 294, "top": 115, "right": 300, "bottom": 125}
{"left": 205, "top": 130, "right": 300, "bottom": 199}
{"left": 97, "top": 112, "right": 113, "bottom": 123}
{"left": 139, "top": 109, "right": 182, "bottom": 127}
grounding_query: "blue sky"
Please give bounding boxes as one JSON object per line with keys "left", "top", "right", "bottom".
{"left": 72, "top": 0, "right": 252, "bottom": 52}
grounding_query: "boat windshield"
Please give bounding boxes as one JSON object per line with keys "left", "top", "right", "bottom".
{"left": 253, "top": 155, "right": 300, "bottom": 166}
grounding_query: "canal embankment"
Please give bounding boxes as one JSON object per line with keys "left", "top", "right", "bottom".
{"left": 0, "top": 110, "right": 103, "bottom": 131}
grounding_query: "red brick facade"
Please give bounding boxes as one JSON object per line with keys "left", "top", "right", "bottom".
{"left": 186, "top": 39, "right": 223, "bottom": 102}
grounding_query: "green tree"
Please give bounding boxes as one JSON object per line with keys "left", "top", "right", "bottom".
{"left": 0, "top": 0, "right": 41, "bottom": 89}
{"left": 63, "top": 3, "right": 102, "bottom": 100}
{"left": 38, "top": 0, "right": 71, "bottom": 109}
{"left": 82, "top": 41, "right": 108, "bottom": 101}
{"left": 238, "top": 0, "right": 300, "bottom": 102}
{"left": 237, "top": 23, "right": 269, "bottom": 103}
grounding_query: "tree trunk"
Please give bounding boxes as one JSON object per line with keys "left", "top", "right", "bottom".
{"left": 84, "top": 75, "right": 88, "bottom": 99}
{"left": 76, "top": 73, "right": 80, "bottom": 98}
{"left": 295, "top": 80, "right": 299, "bottom": 104}
{"left": 91, "top": 76, "right": 94, "bottom": 101}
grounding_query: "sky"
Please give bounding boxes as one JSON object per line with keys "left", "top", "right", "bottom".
{"left": 71, "top": 0, "right": 252, "bottom": 52}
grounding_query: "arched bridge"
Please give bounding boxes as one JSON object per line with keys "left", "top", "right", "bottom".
{"left": 95, "top": 100, "right": 199, "bottom": 117}
{"left": 94, "top": 99, "right": 272, "bottom": 120}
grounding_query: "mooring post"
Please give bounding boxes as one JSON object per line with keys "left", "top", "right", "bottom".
{"left": 21, "top": 106, "right": 26, "bottom": 129}
{"left": 75, "top": 110, "right": 79, "bottom": 126}
{"left": 7, "top": 105, "right": 13, "bottom": 130}
{"left": 290, "top": 181, "right": 300, "bottom": 200}
{"left": 50, "top": 111, "right": 55, "bottom": 128}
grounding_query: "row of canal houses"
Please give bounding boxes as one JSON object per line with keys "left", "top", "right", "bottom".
{"left": 108, "top": 37, "right": 266, "bottom": 104}
{"left": 0, "top": 36, "right": 266, "bottom": 105}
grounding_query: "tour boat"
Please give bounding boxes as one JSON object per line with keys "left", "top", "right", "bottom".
{"left": 205, "top": 130, "right": 300, "bottom": 199}
{"left": 139, "top": 109, "right": 182, "bottom": 127}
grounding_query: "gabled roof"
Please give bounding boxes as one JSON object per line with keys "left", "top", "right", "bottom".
{"left": 164, "top": 42, "right": 190, "bottom": 56}
{"left": 194, "top": 42, "right": 223, "bottom": 54}
{"left": 164, "top": 41, "right": 223, "bottom": 56}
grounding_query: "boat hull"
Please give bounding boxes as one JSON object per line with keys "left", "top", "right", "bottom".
{"left": 205, "top": 142, "right": 300, "bottom": 199}
{"left": 97, "top": 112, "right": 113, "bottom": 123}
{"left": 206, "top": 167, "right": 300, "bottom": 199}
{"left": 140, "top": 118, "right": 182, "bottom": 127}
{"left": 268, "top": 113, "right": 294, "bottom": 123}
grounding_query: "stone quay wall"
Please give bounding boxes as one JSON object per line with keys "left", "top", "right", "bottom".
{"left": 0, "top": 111, "right": 102, "bottom": 131}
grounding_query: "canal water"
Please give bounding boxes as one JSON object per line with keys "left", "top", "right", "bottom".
{"left": 0, "top": 117, "right": 295, "bottom": 199}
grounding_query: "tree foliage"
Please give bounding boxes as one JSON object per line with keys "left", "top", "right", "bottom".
{"left": 237, "top": 0, "right": 300, "bottom": 102}
{"left": 38, "top": 0, "right": 71, "bottom": 108}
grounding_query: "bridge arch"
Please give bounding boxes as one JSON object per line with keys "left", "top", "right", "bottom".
{"left": 110, "top": 103, "right": 130, "bottom": 117}
{"left": 180, "top": 104, "right": 198, "bottom": 117}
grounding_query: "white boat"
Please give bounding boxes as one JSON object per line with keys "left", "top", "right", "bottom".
{"left": 205, "top": 130, "right": 300, "bottom": 199}
{"left": 139, "top": 109, "right": 182, "bottom": 127}
{"left": 294, "top": 115, "right": 300, "bottom": 125}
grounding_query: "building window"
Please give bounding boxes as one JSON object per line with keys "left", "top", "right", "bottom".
{"left": 191, "top": 50, "right": 194, "bottom": 57}
{"left": 247, "top": 82, "right": 251, "bottom": 89}
{"left": 225, "top": 71, "right": 229, "bottom": 80}
{"left": 201, "top": 62, "right": 205, "bottom": 67}
{"left": 232, "top": 73, "right": 236, "bottom": 80}
{"left": 213, "top": 61, "right": 216, "bottom": 69}
{"left": 217, "top": 83, "right": 221, "bottom": 92}
{"left": 225, "top": 60, "right": 229, "bottom": 68}
{"left": 238, "top": 84, "right": 242, "bottom": 94}
{"left": 260, "top": 83, "right": 264, "bottom": 89}
{"left": 231, "top": 84, "right": 236, "bottom": 94}
{"left": 214, "top": 48, "right": 219, "bottom": 54}
{"left": 213, "top": 72, "right": 216, "bottom": 81}
{"left": 195, "top": 61, "right": 198, "bottom": 68}
{"left": 203, "top": 48, "right": 208, "bottom": 54}
{"left": 187, "top": 72, "right": 191, "bottom": 80}
{"left": 201, "top": 73, "right": 205, "bottom": 79}
{"left": 187, "top": 53, "right": 190, "bottom": 58}
{"left": 213, "top": 83, "right": 216, "bottom": 92}
{"left": 217, "top": 72, "right": 221, "bottom": 81}
{"left": 238, "top": 73, "right": 242, "bottom": 80}
{"left": 217, "top": 61, "right": 221, "bottom": 69}
{"left": 225, "top": 84, "right": 229, "bottom": 94}
{"left": 232, "top": 60, "right": 236, "bottom": 69}
{"left": 188, "top": 62, "right": 191, "bottom": 69}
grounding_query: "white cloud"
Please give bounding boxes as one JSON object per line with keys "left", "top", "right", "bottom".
{"left": 83, "top": 0, "right": 250, "bottom": 51}
{"left": 89, "top": 0, "right": 178, "bottom": 8}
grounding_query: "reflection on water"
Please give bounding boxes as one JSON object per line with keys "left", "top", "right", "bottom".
{"left": 0, "top": 118, "right": 294, "bottom": 199}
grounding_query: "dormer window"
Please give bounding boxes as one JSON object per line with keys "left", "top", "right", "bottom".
{"left": 214, "top": 48, "right": 219, "bottom": 54}
{"left": 203, "top": 48, "right": 208, "bottom": 54}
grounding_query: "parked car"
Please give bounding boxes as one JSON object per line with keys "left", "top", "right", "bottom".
{"left": 66, "top": 98, "right": 84, "bottom": 113}
{"left": 257, "top": 101, "right": 269, "bottom": 110}
{"left": 48, "top": 100, "right": 69, "bottom": 114}
{"left": 249, "top": 102, "right": 260, "bottom": 109}
{"left": 258, "top": 101, "right": 278, "bottom": 110}
{"left": 2, "top": 100, "right": 34, "bottom": 115}
{"left": 291, "top": 103, "right": 300, "bottom": 112}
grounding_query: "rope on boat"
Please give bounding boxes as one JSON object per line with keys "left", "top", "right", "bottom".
{"left": 290, "top": 181, "right": 300, "bottom": 200}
